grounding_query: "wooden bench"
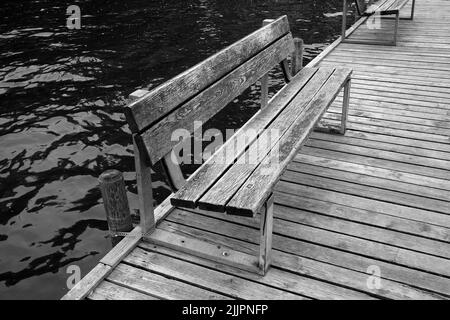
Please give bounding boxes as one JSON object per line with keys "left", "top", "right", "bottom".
{"left": 342, "top": 0, "right": 416, "bottom": 45}
{"left": 125, "top": 16, "right": 352, "bottom": 275}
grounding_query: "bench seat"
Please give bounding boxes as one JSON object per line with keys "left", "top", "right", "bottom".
{"left": 342, "top": 0, "right": 416, "bottom": 46}
{"left": 172, "top": 67, "right": 352, "bottom": 217}
{"left": 361, "top": 0, "right": 411, "bottom": 16}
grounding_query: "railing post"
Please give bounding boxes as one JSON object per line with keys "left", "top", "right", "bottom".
{"left": 99, "top": 170, "right": 133, "bottom": 242}
{"left": 342, "top": 0, "right": 348, "bottom": 41}
{"left": 260, "top": 19, "right": 274, "bottom": 109}
{"left": 291, "top": 38, "right": 304, "bottom": 76}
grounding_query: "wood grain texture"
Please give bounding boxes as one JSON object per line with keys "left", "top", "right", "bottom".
{"left": 133, "top": 135, "right": 155, "bottom": 233}
{"left": 98, "top": 170, "right": 133, "bottom": 234}
{"left": 125, "top": 16, "right": 290, "bottom": 133}
{"left": 140, "top": 33, "right": 295, "bottom": 164}
{"left": 89, "top": 281, "right": 158, "bottom": 300}
{"left": 144, "top": 228, "right": 260, "bottom": 274}
{"left": 170, "top": 67, "right": 318, "bottom": 209}
{"left": 108, "top": 263, "right": 231, "bottom": 300}
{"left": 153, "top": 222, "right": 444, "bottom": 299}
{"left": 125, "top": 247, "right": 303, "bottom": 299}
{"left": 197, "top": 68, "right": 335, "bottom": 213}
{"left": 164, "top": 209, "right": 450, "bottom": 297}
{"left": 226, "top": 68, "right": 352, "bottom": 216}
{"left": 162, "top": 152, "right": 186, "bottom": 191}
{"left": 61, "top": 263, "right": 111, "bottom": 300}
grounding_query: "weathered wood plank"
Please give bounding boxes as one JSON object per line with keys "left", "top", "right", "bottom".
{"left": 108, "top": 263, "right": 231, "bottom": 300}
{"left": 226, "top": 68, "right": 352, "bottom": 216}
{"left": 313, "top": 130, "right": 450, "bottom": 155}
{"left": 141, "top": 241, "right": 381, "bottom": 299}
{"left": 89, "top": 281, "right": 158, "bottom": 300}
{"left": 125, "top": 247, "right": 303, "bottom": 299}
{"left": 170, "top": 67, "right": 318, "bottom": 209}
{"left": 274, "top": 202, "right": 450, "bottom": 258}
{"left": 140, "top": 33, "right": 295, "bottom": 164}
{"left": 274, "top": 191, "right": 450, "bottom": 243}
{"left": 100, "top": 226, "right": 143, "bottom": 267}
{"left": 276, "top": 181, "right": 450, "bottom": 229}
{"left": 197, "top": 68, "right": 335, "bottom": 213}
{"left": 294, "top": 153, "right": 450, "bottom": 197}
{"left": 164, "top": 210, "right": 450, "bottom": 296}
{"left": 153, "top": 223, "right": 446, "bottom": 299}
{"left": 144, "top": 228, "right": 260, "bottom": 273}
{"left": 282, "top": 169, "right": 450, "bottom": 215}
{"left": 300, "top": 145, "right": 450, "bottom": 180}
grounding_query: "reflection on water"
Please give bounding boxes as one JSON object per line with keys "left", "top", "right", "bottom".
{"left": 0, "top": 0, "right": 353, "bottom": 299}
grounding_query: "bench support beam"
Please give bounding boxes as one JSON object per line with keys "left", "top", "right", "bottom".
{"left": 162, "top": 152, "right": 186, "bottom": 191}
{"left": 129, "top": 90, "right": 156, "bottom": 234}
{"left": 133, "top": 135, "right": 155, "bottom": 234}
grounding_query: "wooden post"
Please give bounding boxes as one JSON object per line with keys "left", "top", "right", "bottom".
{"left": 342, "top": 0, "right": 348, "bottom": 41}
{"left": 259, "top": 193, "right": 274, "bottom": 275}
{"left": 341, "top": 79, "right": 351, "bottom": 135}
{"left": 99, "top": 170, "right": 133, "bottom": 238}
{"left": 260, "top": 19, "right": 274, "bottom": 109}
{"left": 291, "top": 38, "right": 304, "bottom": 76}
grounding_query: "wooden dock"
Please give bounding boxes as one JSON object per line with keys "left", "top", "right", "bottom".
{"left": 64, "top": 0, "right": 450, "bottom": 300}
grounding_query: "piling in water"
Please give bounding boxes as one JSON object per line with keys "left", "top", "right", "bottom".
{"left": 98, "top": 170, "right": 133, "bottom": 241}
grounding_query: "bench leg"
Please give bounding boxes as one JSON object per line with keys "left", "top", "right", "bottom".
{"left": 408, "top": 0, "right": 415, "bottom": 20}
{"left": 393, "top": 12, "right": 400, "bottom": 45}
{"left": 340, "top": 79, "right": 351, "bottom": 135}
{"left": 391, "top": 0, "right": 415, "bottom": 20}
{"left": 259, "top": 193, "right": 274, "bottom": 275}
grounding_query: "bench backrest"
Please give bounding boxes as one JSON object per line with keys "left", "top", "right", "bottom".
{"left": 124, "top": 16, "right": 295, "bottom": 165}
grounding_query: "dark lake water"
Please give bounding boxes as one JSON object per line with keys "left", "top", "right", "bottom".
{"left": 0, "top": 0, "right": 354, "bottom": 299}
